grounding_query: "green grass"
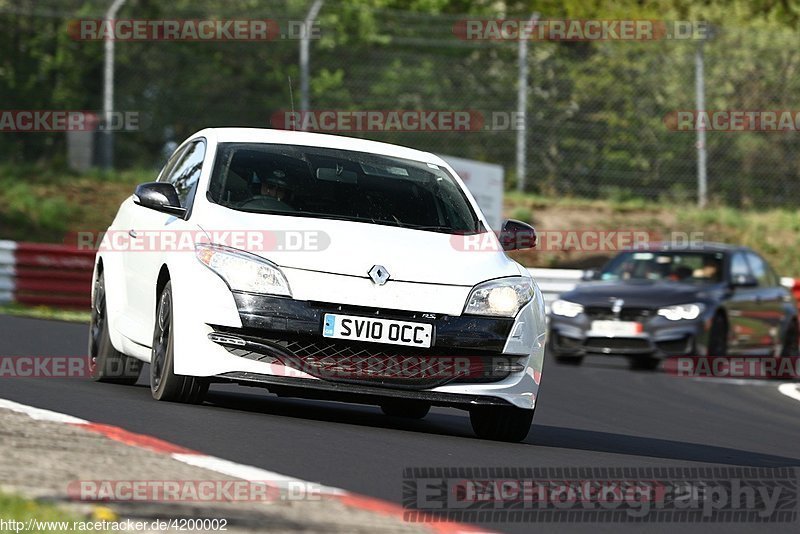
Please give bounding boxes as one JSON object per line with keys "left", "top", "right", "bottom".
{"left": 0, "top": 492, "right": 99, "bottom": 533}
{"left": 0, "top": 303, "right": 90, "bottom": 323}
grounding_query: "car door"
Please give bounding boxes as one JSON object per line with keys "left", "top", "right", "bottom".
{"left": 725, "top": 251, "right": 762, "bottom": 354}
{"left": 123, "top": 139, "right": 207, "bottom": 346}
{"left": 745, "top": 251, "right": 785, "bottom": 351}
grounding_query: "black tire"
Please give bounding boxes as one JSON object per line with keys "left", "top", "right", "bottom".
{"left": 780, "top": 319, "right": 799, "bottom": 358}
{"left": 89, "top": 272, "right": 142, "bottom": 384}
{"left": 554, "top": 353, "right": 584, "bottom": 366}
{"left": 707, "top": 313, "right": 728, "bottom": 357}
{"left": 150, "top": 281, "right": 208, "bottom": 404}
{"left": 547, "top": 341, "right": 583, "bottom": 366}
{"left": 469, "top": 405, "right": 534, "bottom": 442}
{"left": 629, "top": 356, "right": 660, "bottom": 371}
{"left": 380, "top": 400, "right": 430, "bottom": 419}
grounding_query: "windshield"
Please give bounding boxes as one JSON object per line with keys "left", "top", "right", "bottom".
{"left": 599, "top": 251, "right": 725, "bottom": 284}
{"left": 207, "top": 143, "right": 483, "bottom": 234}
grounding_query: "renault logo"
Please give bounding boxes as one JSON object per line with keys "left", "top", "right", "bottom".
{"left": 611, "top": 298, "right": 624, "bottom": 315}
{"left": 368, "top": 265, "right": 390, "bottom": 285}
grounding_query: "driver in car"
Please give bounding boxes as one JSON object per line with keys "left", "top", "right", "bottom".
{"left": 240, "top": 170, "right": 295, "bottom": 211}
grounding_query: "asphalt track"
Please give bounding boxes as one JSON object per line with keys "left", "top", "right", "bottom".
{"left": 1, "top": 314, "right": 799, "bottom": 533}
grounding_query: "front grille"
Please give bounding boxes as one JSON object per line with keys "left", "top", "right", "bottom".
{"left": 585, "top": 306, "right": 653, "bottom": 322}
{"left": 213, "top": 329, "right": 511, "bottom": 389}
{"left": 584, "top": 337, "right": 651, "bottom": 352}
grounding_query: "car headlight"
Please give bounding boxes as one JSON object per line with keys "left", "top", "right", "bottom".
{"left": 195, "top": 243, "right": 291, "bottom": 297}
{"left": 657, "top": 303, "right": 704, "bottom": 321}
{"left": 464, "top": 277, "right": 534, "bottom": 317}
{"left": 551, "top": 299, "right": 584, "bottom": 318}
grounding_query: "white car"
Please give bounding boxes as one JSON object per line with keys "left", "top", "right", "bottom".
{"left": 89, "top": 128, "right": 546, "bottom": 441}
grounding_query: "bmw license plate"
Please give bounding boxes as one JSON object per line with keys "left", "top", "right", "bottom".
{"left": 322, "top": 314, "right": 433, "bottom": 348}
{"left": 590, "top": 320, "right": 643, "bottom": 336}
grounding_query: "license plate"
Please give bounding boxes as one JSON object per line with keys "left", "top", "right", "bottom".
{"left": 590, "top": 320, "right": 643, "bottom": 336}
{"left": 322, "top": 314, "right": 433, "bottom": 348}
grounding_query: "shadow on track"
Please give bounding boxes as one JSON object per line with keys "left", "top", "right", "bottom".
{"left": 201, "top": 386, "right": 800, "bottom": 468}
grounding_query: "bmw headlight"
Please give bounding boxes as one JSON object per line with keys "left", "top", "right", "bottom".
{"left": 551, "top": 299, "right": 584, "bottom": 318}
{"left": 195, "top": 243, "right": 291, "bottom": 296}
{"left": 657, "top": 303, "right": 704, "bottom": 321}
{"left": 464, "top": 277, "right": 534, "bottom": 317}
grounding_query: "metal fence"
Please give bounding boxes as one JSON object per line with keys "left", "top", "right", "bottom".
{"left": 3, "top": 1, "right": 800, "bottom": 208}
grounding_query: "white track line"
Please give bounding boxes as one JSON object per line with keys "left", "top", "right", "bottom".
{"left": 0, "top": 397, "right": 341, "bottom": 494}
{"left": 778, "top": 383, "right": 800, "bottom": 403}
{"left": 0, "top": 398, "right": 88, "bottom": 424}
{"left": 171, "top": 453, "right": 344, "bottom": 495}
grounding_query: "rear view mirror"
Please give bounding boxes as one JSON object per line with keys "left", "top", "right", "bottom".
{"left": 499, "top": 219, "right": 537, "bottom": 251}
{"left": 581, "top": 269, "right": 598, "bottom": 281}
{"left": 316, "top": 167, "right": 358, "bottom": 184}
{"left": 134, "top": 182, "right": 187, "bottom": 218}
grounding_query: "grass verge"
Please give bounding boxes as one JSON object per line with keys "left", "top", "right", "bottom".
{"left": 0, "top": 491, "right": 104, "bottom": 533}
{"left": 0, "top": 303, "right": 90, "bottom": 323}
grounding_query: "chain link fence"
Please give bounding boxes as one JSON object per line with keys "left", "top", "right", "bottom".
{"left": 3, "top": 0, "right": 800, "bottom": 207}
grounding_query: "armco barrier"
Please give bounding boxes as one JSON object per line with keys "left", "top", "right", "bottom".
{"left": 0, "top": 240, "right": 15, "bottom": 304}
{"left": 0, "top": 240, "right": 94, "bottom": 309}
{"left": 0, "top": 239, "right": 798, "bottom": 312}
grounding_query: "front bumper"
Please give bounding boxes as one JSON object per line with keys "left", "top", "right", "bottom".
{"left": 169, "top": 266, "right": 545, "bottom": 409}
{"left": 549, "top": 310, "right": 708, "bottom": 359}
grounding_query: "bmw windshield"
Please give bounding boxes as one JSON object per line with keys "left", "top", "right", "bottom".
{"left": 599, "top": 251, "right": 725, "bottom": 284}
{"left": 207, "top": 143, "right": 483, "bottom": 235}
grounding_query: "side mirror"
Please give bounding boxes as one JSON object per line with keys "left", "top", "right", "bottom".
{"left": 581, "top": 269, "right": 598, "bottom": 281}
{"left": 499, "top": 219, "right": 537, "bottom": 251}
{"left": 133, "top": 182, "right": 187, "bottom": 218}
{"left": 730, "top": 273, "right": 758, "bottom": 288}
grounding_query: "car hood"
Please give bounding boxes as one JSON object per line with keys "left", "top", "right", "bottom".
{"left": 196, "top": 203, "right": 522, "bottom": 286}
{"left": 560, "top": 280, "right": 721, "bottom": 308}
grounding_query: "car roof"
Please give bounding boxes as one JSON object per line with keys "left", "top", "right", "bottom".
{"left": 192, "top": 127, "right": 447, "bottom": 167}
{"left": 628, "top": 242, "right": 748, "bottom": 254}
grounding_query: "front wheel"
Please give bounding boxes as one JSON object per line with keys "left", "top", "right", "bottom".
{"left": 780, "top": 320, "right": 799, "bottom": 358}
{"left": 629, "top": 356, "right": 660, "bottom": 371}
{"left": 469, "top": 406, "right": 534, "bottom": 442}
{"left": 150, "top": 281, "right": 208, "bottom": 404}
{"left": 89, "top": 272, "right": 142, "bottom": 384}
{"left": 707, "top": 313, "right": 728, "bottom": 357}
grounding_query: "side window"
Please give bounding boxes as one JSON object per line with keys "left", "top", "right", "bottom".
{"left": 163, "top": 140, "right": 206, "bottom": 210}
{"left": 746, "top": 252, "right": 775, "bottom": 287}
{"left": 730, "top": 253, "right": 751, "bottom": 280}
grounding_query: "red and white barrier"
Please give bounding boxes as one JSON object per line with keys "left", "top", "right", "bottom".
{"left": 0, "top": 240, "right": 94, "bottom": 309}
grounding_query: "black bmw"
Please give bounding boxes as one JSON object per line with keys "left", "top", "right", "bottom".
{"left": 548, "top": 243, "right": 799, "bottom": 369}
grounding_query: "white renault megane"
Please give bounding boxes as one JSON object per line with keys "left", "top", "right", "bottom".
{"left": 89, "top": 128, "right": 545, "bottom": 441}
